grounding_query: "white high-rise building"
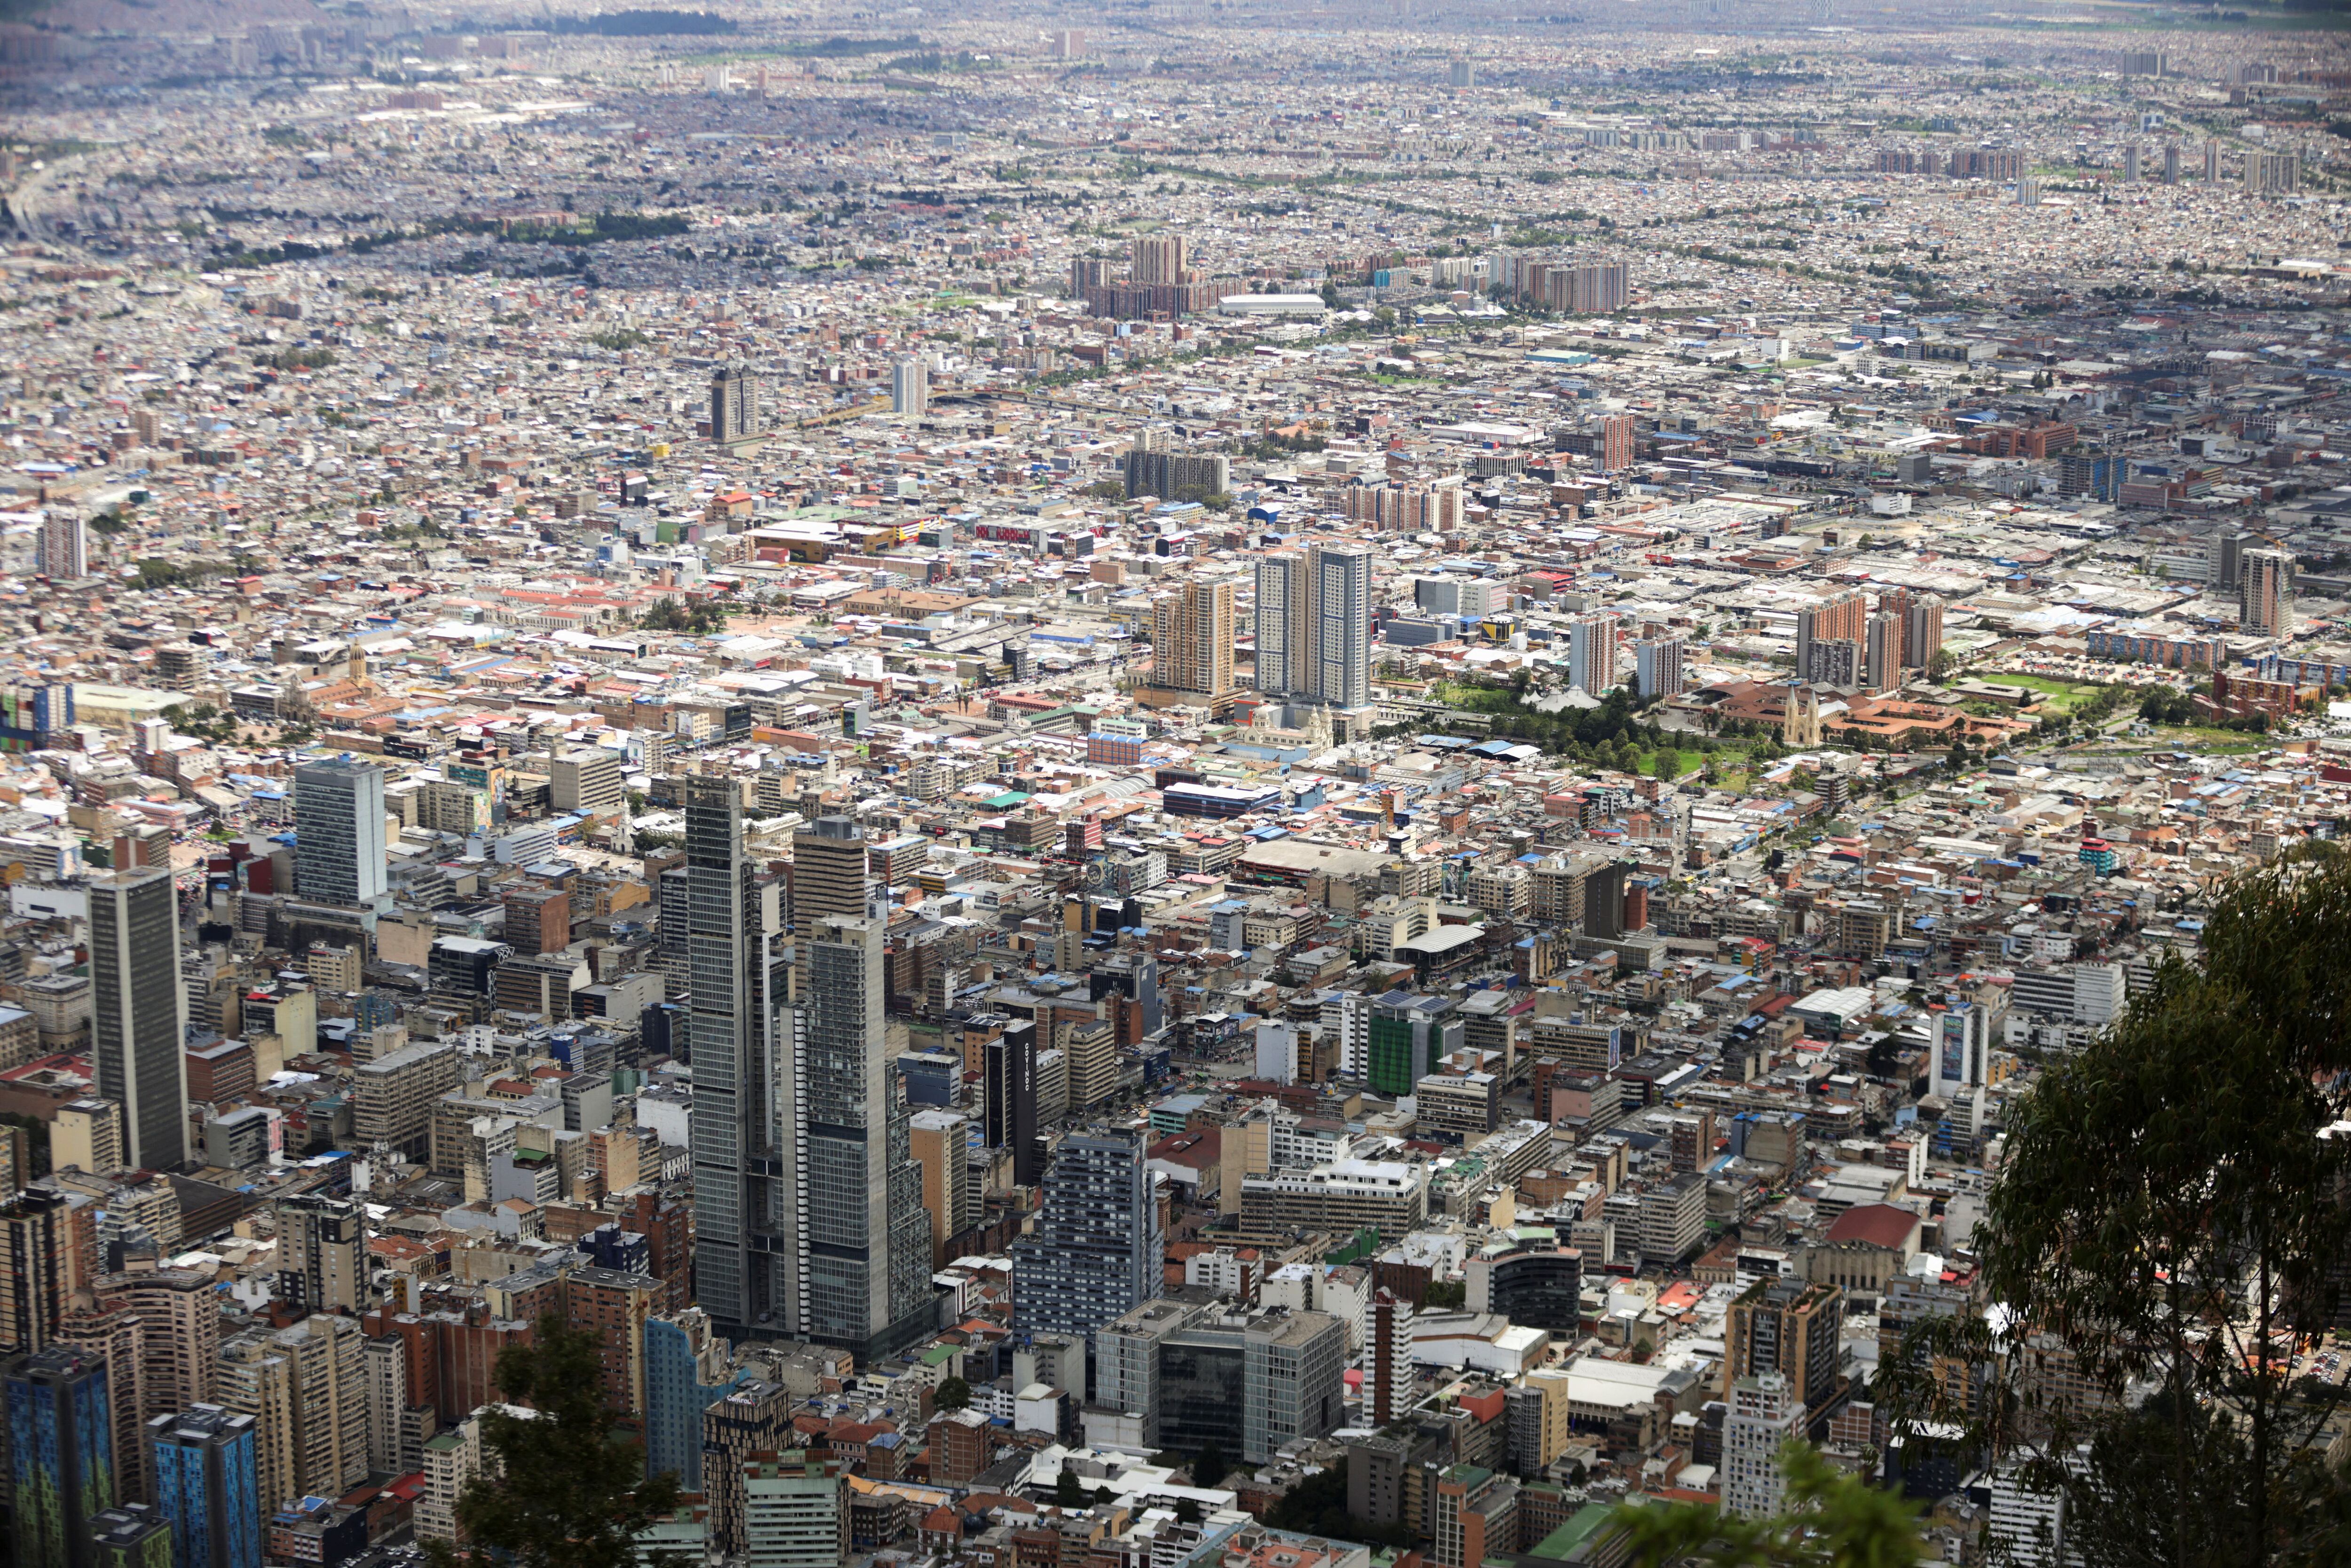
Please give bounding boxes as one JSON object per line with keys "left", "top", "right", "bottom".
{"left": 1988, "top": 1454, "right": 2082, "bottom": 1567}
{"left": 1931, "top": 1000, "right": 1996, "bottom": 1137}
{"left": 1568, "top": 615, "right": 1620, "bottom": 694}
{"left": 293, "top": 758, "right": 388, "bottom": 907}
{"left": 2242, "top": 547, "right": 2294, "bottom": 638}
{"left": 891, "top": 357, "right": 929, "bottom": 416}
{"left": 1321, "top": 992, "right": 1370, "bottom": 1079}
{"left": 1722, "top": 1371, "right": 1803, "bottom": 1519}
{"left": 1313, "top": 544, "right": 1374, "bottom": 709}
{"left": 744, "top": 1453, "right": 848, "bottom": 1568}
{"left": 1255, "top": 544, "right": 1373, "bottom": 710}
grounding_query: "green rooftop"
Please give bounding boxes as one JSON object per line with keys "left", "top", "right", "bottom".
{"left": 1530, "top": 1505, "right": 1622, "bottom": 1561}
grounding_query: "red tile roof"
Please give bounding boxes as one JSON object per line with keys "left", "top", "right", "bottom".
{"left": 1823, "top": 1202, "right": 1922, "bottom": 1250}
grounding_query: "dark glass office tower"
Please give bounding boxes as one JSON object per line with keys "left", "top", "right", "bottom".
{"left": 91, "top": 869, "right": 188, "bottom": 1173}
{"left": 785, "top": 914, "right": 931, "bottom": 1361}
{"left": 983, "top": 1019, "right": 1040, "bottom": 1186}
{"left": 683, "top": 776, "right": 777, "bottom": 1335}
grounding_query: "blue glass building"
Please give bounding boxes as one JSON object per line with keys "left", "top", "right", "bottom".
{"left": 148, "top": 1405, "right": 260, "bottom": 1568}
{"left": 642, "top": 1313, "right": 746, "bottom": 1490}
{"left": 7, "top": 1345, "right": 117, "bottom": 1568}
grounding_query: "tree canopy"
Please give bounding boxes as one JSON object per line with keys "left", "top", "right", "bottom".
{"left": 1877, "top": 847, "right": 2351, "bottom": 1568}
{"left": 1613, "top": 1441, "right": 1926, "bottom": 1568}
{"left": 425, "top": 1313, "right": 683, "bottom": 1568}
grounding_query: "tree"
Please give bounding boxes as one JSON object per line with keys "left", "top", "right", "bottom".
{"left": 1056, "top": 1467, "right": 1086, "bottom": 1507}
{"left": 935, "top": 1375, "right": 971, "bottom": 1411}
{"left": 638, "top": 596, "right": 728, "bottom": 635}
{"left": 1263, "top": 1466, "right": 1414, "bottom": 1548}
{"left": 1876, "top": 848, "right": 2351, "bottom": 1568}
{"left": 1612, "top": 1440, "right": 1927, "bottom": 1568}
{"left": 1654, "top": 749, "right": 1680, "bottom": 784}
{"left": 1192, "top": 1441, "right": 1230, "bottom": 1490}
{"left": 424, "top": 1314, "right": 683, "bottom": 1568}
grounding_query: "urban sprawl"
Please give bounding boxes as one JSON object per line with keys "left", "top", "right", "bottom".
{"left": 0, "top": 7, "right": 2342, "bottom": 1568}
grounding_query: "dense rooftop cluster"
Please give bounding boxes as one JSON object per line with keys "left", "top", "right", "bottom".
{"left": 1, "top": 7, "right": 2349, "bottom": 1568}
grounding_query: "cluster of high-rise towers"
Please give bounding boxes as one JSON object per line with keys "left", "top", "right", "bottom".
{"left": 678, "top": 777, "right": 934, "bottom": 1359}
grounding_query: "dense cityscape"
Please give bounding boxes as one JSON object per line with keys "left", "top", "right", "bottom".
{"left": 0, "top": 2, "right": 2348, "bottom": 1567}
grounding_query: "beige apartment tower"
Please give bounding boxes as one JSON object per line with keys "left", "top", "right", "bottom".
{"left": 1144, "top": 579, "right": 1238, "bottom": 711}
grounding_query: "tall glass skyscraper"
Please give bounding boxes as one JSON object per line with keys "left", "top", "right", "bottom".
{"left": 983, "top": 1019, "right": 1039, "bottom": 1187}
{"left": 683, "top": 774, "right": 777, "bottom": 1336}
{"left": 291, "top": 759, "right": 387, "bottom": 907}
{"left": 8, "top": 1344, "right": 118, "bottom": 1568}
{"left": 148, "top": 1405, "right": 260, "bottom": 1568}
{"left": 788, "top": 914, "right": 932, "bottom": 1361}
{"left": 688, "top": 784, "right": 928, "bottom": 1356}
{"left": 90, "top": 869, "right": 189, "bottom": 1173}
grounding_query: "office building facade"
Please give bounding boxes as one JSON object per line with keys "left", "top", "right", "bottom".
{"left": 38, "top": 513, "right": 89, "bottom": 580}
{"left": 91, "top": 869, "right": 189, "bottom": 1173}
{"left": 1366, "top": 993, "right": 1462, "bottom": 1098}
{"left": 1795, "top": 591, "right": 1868, "bottom": 683}
{"left": 1567, "top": 615, "right": 1619, "bottom": 694}
{"left": 907, "top": 1110, "right": 975, "bottom": 1268}
{"left": 1312, "top": 544, "right": 1375, "bottom": 709}
{"left": 788, "top": 914, "right": 932, "bottom": 1359}
{"left": 1634, "top": 635, "right": 1685, "bottom": 699}
{"left": 890, "top": 358, "right": 928, "bottom": 417}
{"left": 1725, "top": 1278, "right": 1844, "bottom": 1415}
{"left": 701, "top": 1380, "right": 792, "bottom": 1557}
{"left": 1, "top": 1188, "right": 75, "bottom": 1354}
{"left": 983, "top": 1019, "right": 1040, "bottom": 1187}
{"left": 1241, "top": 1309, "right": 1347, "bottom": 1464}
{"left": 711, "top": 362, "right": 763, "bottom": 442}
{"left": 1722, "top": 1373, "right": 1802, "bottom": 1520}
{"left": 742, "top": 1451, "right": 847, "bottom": 1568}
{"left": 272, "top": 1194, "right": 368, "bottom": 1316}
{"left": 1122, "top": 430, "right": 1230, "bottom": 502}
{"left": 550, "top": 747, "right": 625, "bottom": 814}
{"left": 87, "top": 1505, "right": 171, "bottom": 1568}
{"left": 643, "top": 1310, "right": 742, "bottom": 1491}
{"left": 1256, "top": 543, "right": 1371, "bottom": 711}
{"left": 1010, "top": 1131, "right": 1164, "bottom": 1355}
{"left": 292, "top": 759, "right": 387, "bottom": 907}
{"left": 790, "top": 816, "right": 871, "bottom": 929}
{"left": 684, "top": 774, "right": 778, "bottom": 1337}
